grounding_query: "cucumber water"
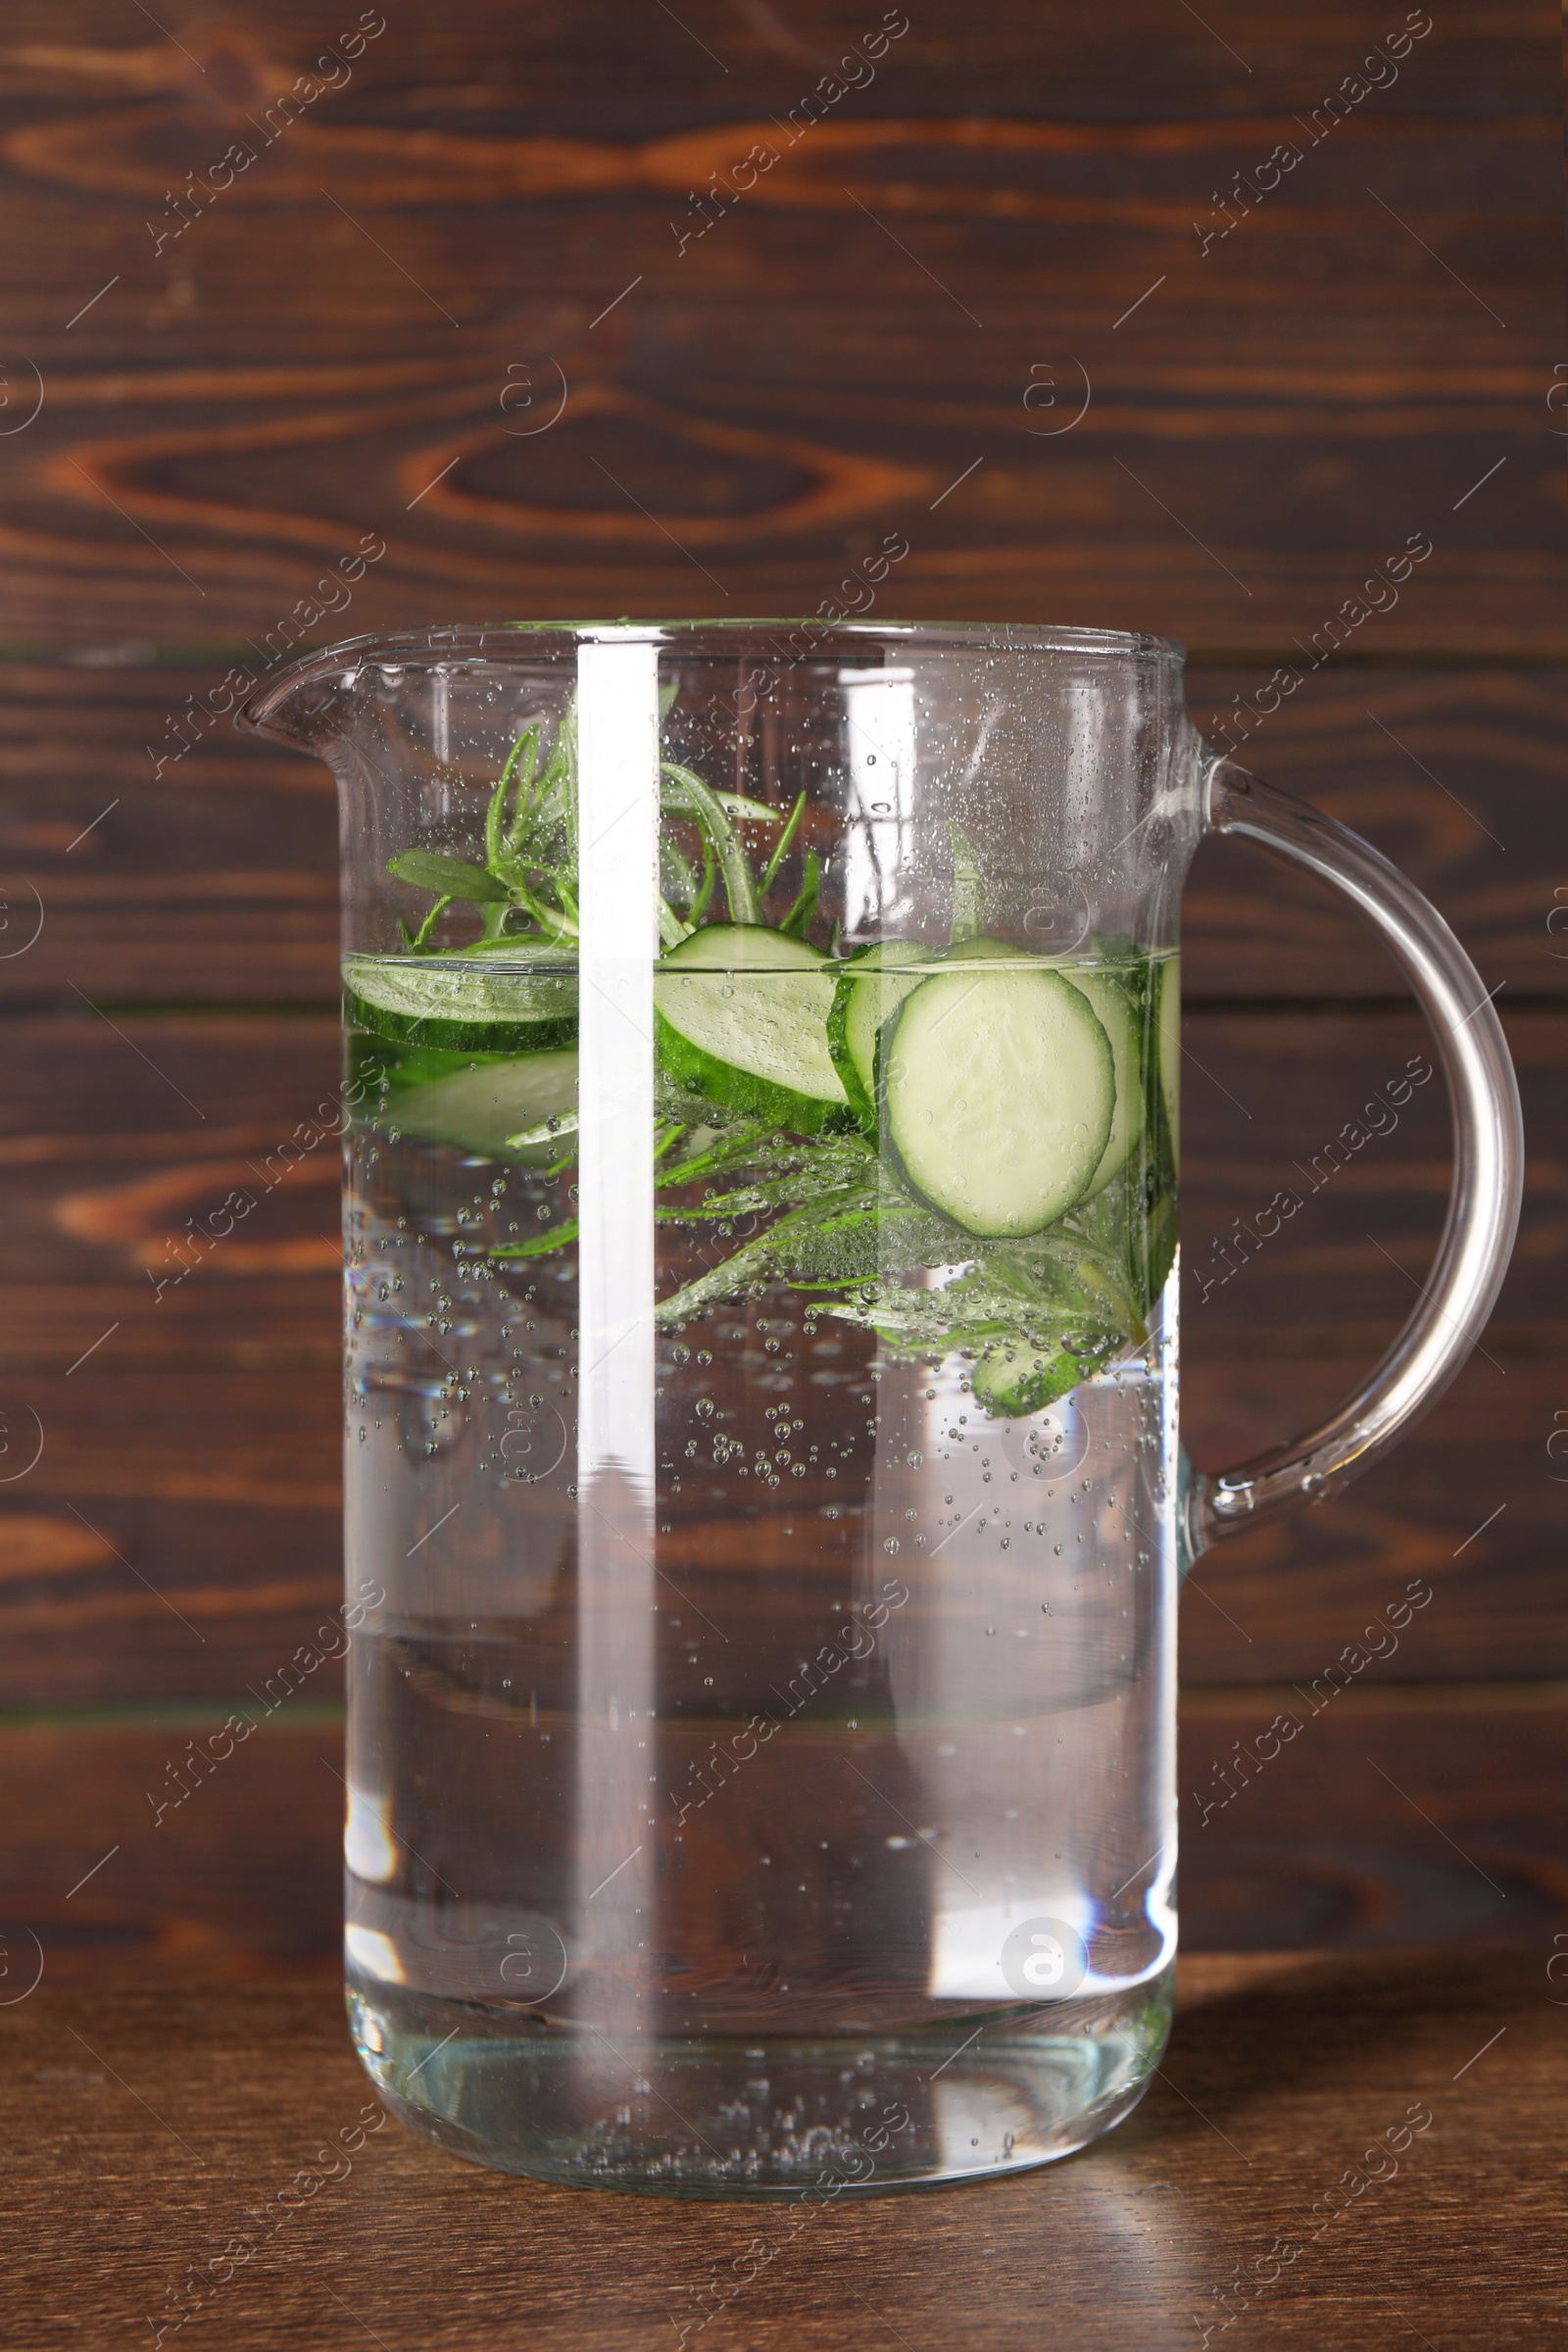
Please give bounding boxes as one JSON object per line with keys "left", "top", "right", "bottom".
{"left": 653, "top": 924, "right": 852, "bottom": 1135}
{"left": 345, "top": 928, "right": 1178, "bottom": 2182}
{"left": 345, "top": 936, "right": 1176, "bottom": 1419}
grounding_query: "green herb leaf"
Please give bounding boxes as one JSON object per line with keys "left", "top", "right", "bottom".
{"left": 760, "top": 790, "right": 807, "bottom": 897}
{"left": 659, "top": 762, "right": 761, "bottom": 924}
{"left": 398, "top": 893, "right": 454, "bottom": 953}
{"left": 491, "top": 1217, "right": 580, "bottom": 1259}
{"left": 779, "top": 850, "right": 821, "bottom": 940}
{"left": 389, "top": 850, "right": 511, "bottom": 904}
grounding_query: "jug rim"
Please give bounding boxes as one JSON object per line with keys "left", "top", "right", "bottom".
{"left": 236, "top": 618, "right": 1186, "bottom": 736}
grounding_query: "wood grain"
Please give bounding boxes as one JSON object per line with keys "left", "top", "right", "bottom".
{"left": 1176, "top": 1007, "right": 1562, "bottom": 1342}
{"left": 3, "top": 1697, "right": 1565, "bottom": 1981}
{"left": 1, "top": 2, "right": 1556, "bottom": 116}
{"left": 4, "top": 1007, "right": 1555, "bottom": 1338}
{"left": 1181, "top": 1356, "right": 1564, "bottom": 1685}
{"left": 1179, "top": 1679, "right": 1568, "bottom": 1945}
{"left": 0, "top": 1005, "right": 1557, "bottom": 1704}
{"left": 0, "top": 0, "right": 1558, "bottom": 1984}
{"left": 7, "top": 1955, "right": 1563, "bottom": 2347}
{"left": 1, "top": 663, "right": 1561, "bottom": 1004}
{"left": 0, "top": 1715, "right": 343, "bottom": 1980}
{"left": 1, "top": 331, "right": 1557, "bottom": 648}
{"left": 0, "top": 3, "right": 1557, "bottom": 648}
{"left": 1183, "top": 666, "right": 1566, "bottom": 998}
{"left": 4, "top": 1952, "right": 1563, "bottom": 2345}
{"left": 0, "top": 1350, "right": 1559, "bottom": 1706}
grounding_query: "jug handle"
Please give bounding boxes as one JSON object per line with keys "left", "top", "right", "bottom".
{"left": 1184, "top": 754, "right": 1523, "bottom": 1559}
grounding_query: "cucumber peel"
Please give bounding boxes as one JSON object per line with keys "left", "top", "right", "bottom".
{"left": 971, "top": 1335, "right": 1093, "bottom": 1417}
{"left": 826, "top": 941, "right": 929, "bottom": 1138}
{"left": 1157, "top": 955, "right": 1180, "bottom": 1159}
{"left": 345, "top": 945, "right": 577, "bottom": 1054}
{"left": 1065, "top": 966, "right": 1145, "bottom": 1201}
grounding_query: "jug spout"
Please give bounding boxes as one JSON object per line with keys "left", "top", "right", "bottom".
{"left": 235, "top": 634, "right": 379, "bottom": 753}
{"left": 235, "top": 625, "right": 589, "bottom": 791}
{"left": 234, "top": 625, "right": 599, "bottom": 957}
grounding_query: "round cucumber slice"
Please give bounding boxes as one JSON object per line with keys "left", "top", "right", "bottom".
{"left": 379, "top": 1050, "right": 578, "bottom": 1160}
{"left": 1066, "top": 967, "right": 1144, "bottom": 1200}
{"left": 654, "top": 925, "right": 851, "bottom": 1136}
{"left": 344, "top": 947, "right": 577, "bottom": 1054}
{"left": 881, "top": 961, "right": 1115, "bottom": 1238}
{"left": 826, "top": 941, "right": 930, "bottom": 1138}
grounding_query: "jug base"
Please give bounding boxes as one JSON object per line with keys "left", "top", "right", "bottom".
{"left": 346, "top": 1965, "right": 1173, "bottom": 2197}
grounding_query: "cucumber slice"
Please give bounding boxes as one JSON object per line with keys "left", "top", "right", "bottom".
{"left": 971, "top": 1335, "right": 1088, "bottom": 1417}
{"left": 379, "top": 1050, "right": 578, "bottom": 1161}
{"left": 654, "top": 925, "right": 851, "bottom": 1136}
{"left": 881, "top": 958, "right": 1115, "bottom": 1238}
{"left": 344, "top": 946, "right": 577, "bottom": 1054}
{"left": 1066, "top": 967, "right": 1144, "bottom": 1200}
{"left": 826, "top": 941, "right": 929, "bottom": 1137}
{"left": 1157, "top": 955, "right": 1179, "bottom": 1159}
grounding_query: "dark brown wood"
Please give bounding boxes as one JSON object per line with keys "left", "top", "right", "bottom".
{"left": 2, "top": 2, "right": 1554, "bottom": 116}
{"left": 1177, "top": 1006, "right": 1562, "bottom": 1342}
{"left": 1, "top": 664, "right": 1561, "bottom": 1005}
{"left": 1, "top": 320, "right": 1557, "bottom": 649}
{"left": 0, "top": 1004, "right": 1558, "bottom": 1705}
{"left": 5, "top": 1689, "right": 1566, "bottom": 1976}
{"left": 0, "top": 1350, "right": 1560, "bottom": 1706}
{"left": 1, "top": 1716, "right": 342, "bottom": 1980}
{"left": 0, "top": 4, "right": 1557, "bottom": 650}
{"left": 0, "top": 0, "right": 1558, "bottom": 1981}
{"left": 1178, "top": 1681, "right": 1568, "bottom": 1945}
{"left": 1181, "top": 1356, "right": 1566, "bottom": 1685}
{"left": 1183, "top": 667, "right": 1567, "bottom": 999}
{"left": 1, "top": 1953, "right": 1560, "bottom": 2346}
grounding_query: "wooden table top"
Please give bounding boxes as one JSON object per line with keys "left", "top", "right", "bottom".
{"left": 6, "top": 1950, "right": 1558, "bottom": 2349}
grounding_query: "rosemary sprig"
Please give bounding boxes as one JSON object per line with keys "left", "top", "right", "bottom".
{"left": 386, "top": 691, "right": 787, "bottom": 950}
{"left": 760, "top": 790, "right": 806, "bottom": 897}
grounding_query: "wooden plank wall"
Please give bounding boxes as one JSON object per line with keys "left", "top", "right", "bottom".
{"left": 0, "top": 2, "right": 1561, "bottom": 1977}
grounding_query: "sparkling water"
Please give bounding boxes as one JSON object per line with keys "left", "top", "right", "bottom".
{"left": 342, "top": 955, "right": 1179, "bottom": 2192}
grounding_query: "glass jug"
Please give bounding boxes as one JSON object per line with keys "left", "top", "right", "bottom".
{"left": 241, "top": 621, "right": 1521, "bottom": 2197}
